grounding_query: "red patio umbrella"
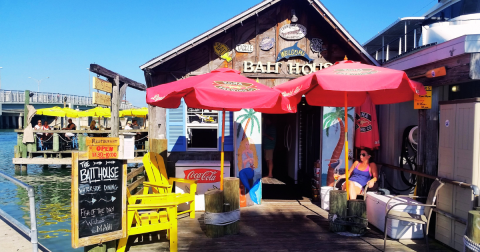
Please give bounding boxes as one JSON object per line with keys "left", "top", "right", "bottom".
{"left": 147, "top": 68, "right": 290, "bottom": 189}
{"left": 272, "top": 60, "right": 426, "bottom": 198}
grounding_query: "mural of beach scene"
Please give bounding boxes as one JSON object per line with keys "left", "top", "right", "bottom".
{"left": 321, "top": 107, "right": 355, "bottom": 187}
{"left": 234, "top": 109, "right": 262, "bottom": 207}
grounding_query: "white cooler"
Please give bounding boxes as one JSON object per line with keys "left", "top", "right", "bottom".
{"left": 320, "top": 186, "right": 334, "bottom": 210}
{"left": 366, "top": 192, "right": 425, "bottom": 239}
{"left": 175, "top": 160, "right": 230, "bottom": 211}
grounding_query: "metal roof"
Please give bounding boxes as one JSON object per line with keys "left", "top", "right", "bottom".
{"left": 140, "top": 0, "right": 378, "bottom": 70}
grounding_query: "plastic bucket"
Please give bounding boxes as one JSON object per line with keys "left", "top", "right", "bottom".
{"left": 321, "top": 186, "right": 334, "bottom": 210}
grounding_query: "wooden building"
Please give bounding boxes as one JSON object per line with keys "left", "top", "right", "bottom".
{"left": 140, "top": 0, "right": 377, "bottom": 201}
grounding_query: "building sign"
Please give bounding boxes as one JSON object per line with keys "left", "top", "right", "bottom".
{"left": 86, "top": 137, "right": 120, "bottom": 146}
{"left": 310, "top": 38, "right": 326, "bottom": 53}
{"left": 92, "top": 77, "right": 112, "bottom": 93}
{"left": 243, "top": 61, "right": 332, "bottom": 75}
{"left": 243, "top": 61, "right": 281, "bottom": 73}
{"left": 414, "top": 86, "right": 432, "bottom": 109}
{"left": 71, "top": 153, "right": 127, "bottom": 248}
{"left": 287, "top": 62, "right": 333, "bottom": 75}
{"left": 276, "top": 42, "right": 313, "bottom": 62}
{"left": 92, "top": 92, "right": 111, "bottom": 106}
{"left": 213, "top": 42, "right": 232, "bottom": 62}
{"left": 260, "top": 37, "right": 275, "bottom": 51}
{"left": 86, "top": 137, "right": 119, "bottom": 160}
{"left": 184, "top": 168, "right": 220, "bottom": 183}
{"left": 279, "top": 24, "right": 307, "bottom": 40}
{"left": 235, "top": 44, "right": 254, "bottom": 53}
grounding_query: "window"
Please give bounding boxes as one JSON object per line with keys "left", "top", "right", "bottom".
{"left": 186, "top": 108, "right": 219, "bottom": 150}
{"left": 166, "top": 99, "right": 233, "bottom": 152}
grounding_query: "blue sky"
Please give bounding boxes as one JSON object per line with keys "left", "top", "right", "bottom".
{"left": 0, "top": 0, "right": 436, "bottom": 107}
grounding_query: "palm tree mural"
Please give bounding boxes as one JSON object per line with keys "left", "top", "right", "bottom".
{"left": 236, "top": 109, "right": 260, "bottom": 140}
{"left": 235, "top": 109, "right": 261, "bottom": 205}
{"left": 323, "top": 107, "right": 354, "bottom": 186}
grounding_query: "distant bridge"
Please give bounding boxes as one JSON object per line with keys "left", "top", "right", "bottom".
{"left": 0, "top": 90, "right": 136, "bottom": 129}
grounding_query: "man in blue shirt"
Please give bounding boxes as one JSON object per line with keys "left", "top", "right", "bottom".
{"left": 263, "top": 117, "right": 276, "bottom": 178}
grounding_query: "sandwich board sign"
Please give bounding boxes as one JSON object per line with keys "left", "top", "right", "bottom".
{"left": 71, "top": 137, "right": 126, "bottom": 248}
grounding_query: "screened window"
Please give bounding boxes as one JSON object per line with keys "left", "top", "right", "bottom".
{"left": 186, "top": 108, "right": 219, "bottom": 150}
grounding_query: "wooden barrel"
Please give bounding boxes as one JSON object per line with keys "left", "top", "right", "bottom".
{"left": 224, "top": 177, "right": 240, "bottom": 235}
{"left": 466, "top": 210, "right": 480, "bottom": 252}
{"left": 329, "top": 190, "right": 347, "bottom": 232}
{"left": 205, "top": 189, "right": 224, "bottom": 238}
{"left": 348, "top": 199, "right": 367, "bottom": 234}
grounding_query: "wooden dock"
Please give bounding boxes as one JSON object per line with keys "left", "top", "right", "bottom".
{"left": 125, "top": 200, "right": 454, "bottom": 252}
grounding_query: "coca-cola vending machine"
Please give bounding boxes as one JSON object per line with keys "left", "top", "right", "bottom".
{"left": 175, "top": 160, "right": 230, "bottom": 211}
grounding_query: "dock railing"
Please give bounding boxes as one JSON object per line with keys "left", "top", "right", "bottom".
{"left": 0, "top": 89, "right": 136, "bottom": 109}
{"left": 0, "top": 171, "right": 38, "bottom": 252}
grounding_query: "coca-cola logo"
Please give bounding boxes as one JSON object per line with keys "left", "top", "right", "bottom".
{"left": 184, "top": 169, "right": 220, "bottom": 183}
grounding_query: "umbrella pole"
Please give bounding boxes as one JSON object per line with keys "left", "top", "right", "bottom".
{"left": 344, "top": 92, "right": 350, "bottom": 200}
{"left": 220, "top": 109, "right": 226, "bottom": 191}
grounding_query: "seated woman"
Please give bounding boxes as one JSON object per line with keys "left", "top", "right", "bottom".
{"left": 338, "top": 148, "right": 378, "bottom": 199}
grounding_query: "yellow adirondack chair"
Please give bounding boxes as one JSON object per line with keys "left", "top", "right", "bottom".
{"left": 117, "top": 190, "right": 179, "bottom": 252}
{"left": 142, "top": 152, "right": 197, "bottom": 218}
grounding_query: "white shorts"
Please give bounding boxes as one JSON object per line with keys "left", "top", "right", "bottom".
{"left": 66, "top": 133, "right": 75, "bottom": 137}
{"left": 342, "top": 181, "right": 364, "bottom": 190}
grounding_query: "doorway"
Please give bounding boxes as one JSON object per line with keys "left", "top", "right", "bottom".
{"left": 261, "top": 113, "right": 301, "bottom": 200}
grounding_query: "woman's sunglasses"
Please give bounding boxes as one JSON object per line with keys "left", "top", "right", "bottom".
{"left": 360, "top": 153, "right": 368, "bottom": 157}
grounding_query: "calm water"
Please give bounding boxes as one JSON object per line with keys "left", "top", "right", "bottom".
{"left": 0, "top": 130, "right": 81, "bottom": 251}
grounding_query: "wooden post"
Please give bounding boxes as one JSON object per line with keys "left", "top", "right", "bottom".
{"left": 110, "top": 76, "right": 120, "bottom": 138}
{"left": 14, "top": 145, "right": 21, "bottom": 174}
{"left": 347, "top": 199, "right": 367, "bottom": 234}
{"left": 417, "top": 86, "right": 440, "bottom": 197}
{"left": 150, "top": 138, "right": 167, "bottom": 160}
{"left": 205, "top": 189, "right": 224, "bottom": 238}
{"left": 145, "top": 140, "right": 149, "bottom": 152}
{"left": 78, "top": 134, "right": 86, "bottom": 151}
{"left": 223, "top": 177, "right": 240, "bottom": 235}
{"left": 18, "top": 113, "right": 23, "bottom": 129}
{"left": 466, "top": 210, "right": 480, "bottom": 252}
{"left": 329, "top": 190, "right": 347, "bottom": 232}
{"left": 24, "top": 90, "right": 29, "bottom": 129}
{"left": 27, "top": 136, "right": 35, "bottom": 153}
{"left": 53, "top": 133, "right": 59, "bottom": 152}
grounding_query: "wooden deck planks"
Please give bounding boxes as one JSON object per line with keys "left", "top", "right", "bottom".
{"left": 126, "top": 201, "right": 454, "bottom": 252}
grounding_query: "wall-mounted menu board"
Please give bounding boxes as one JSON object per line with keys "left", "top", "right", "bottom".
{"left": 71, "top": 152, "right": 126, "bottom": 248}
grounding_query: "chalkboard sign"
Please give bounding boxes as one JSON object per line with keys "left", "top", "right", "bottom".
{"left": 71, "top": 152, "right": 126, "bottom": 248}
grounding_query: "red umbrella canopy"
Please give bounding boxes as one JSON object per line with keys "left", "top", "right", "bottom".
{"left": 146, "top": 68, "right": 290, "bottom": 112}
{"left": 272, "top": 60, "right": 427, "bottom": 107}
